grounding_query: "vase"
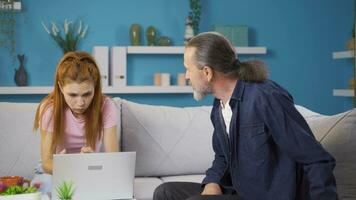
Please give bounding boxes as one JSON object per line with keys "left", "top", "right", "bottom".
{"left": 130, "top": 24, "right": 141, "bottom": 46}
{"left": 184, "top": 15, "right": 194, "bottom": 44}
{"left": 157, "top": 36, "right": 171, "bottom": 46}
{"left": 146, "top": 26, "right": 156, "bottom": 46}
{"left": 14, "top": 54, "right": 27, "bottom": 86}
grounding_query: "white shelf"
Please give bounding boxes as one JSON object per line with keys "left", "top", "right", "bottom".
{"left": 0, "top": 86, "right": 52, "bottom": 94}
{"left": 332, "top": 51, "right": 354, "bottom": 59}
{"left": 333, "top": 89, "right": 354, "bottom": 97}
{"left": 0, "top": 45, "right": 267, "bottom": 95}
{"left": 126, "top": 46, "right": 267, "bottom": 54}
{"left": 0, "top": 86, "right": 193, "bottom": 94}
{"left": 105, "top": 86, "right": 192, "bottom": 94}
{"left": 127, "top": 46, "right": 184, "bottom": 54}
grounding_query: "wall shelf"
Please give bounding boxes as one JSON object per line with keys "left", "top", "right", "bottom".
{"left": 126, "top": 46, "right": 267, "bottom": 54}
{"left": 0, "top": 86, "right": 193, "bottom": 95}
{"left": 333, "top": 89, "right": 354, "bottom": 97}
{"left": 0, "top": 46, "right": 267, "bottom": 95}
{"left": 332, "top": 51, "right": 354, "bottom": 59}
{"left": 110, "top": 46, "right": 268, "bottom": 92}
{"left": 331, "top": 50, "right": 355, "bottom": 102}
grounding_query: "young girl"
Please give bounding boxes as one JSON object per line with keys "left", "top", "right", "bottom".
{"left": 32, "top": 51, "right": 119, "bottom": 194}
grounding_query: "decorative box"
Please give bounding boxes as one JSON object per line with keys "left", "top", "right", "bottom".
{"left": 212, "top": 25, "right": 249, "bottom": 47}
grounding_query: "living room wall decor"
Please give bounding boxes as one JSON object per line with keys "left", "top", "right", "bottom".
{"left": 41, "top": 19, "right": 88, "bottom": 54}
{"left": 14, "top": 54, "right": 27, "bottom": 86}
{"left": 188, "top": 0, "right": 201, "bottom": 35}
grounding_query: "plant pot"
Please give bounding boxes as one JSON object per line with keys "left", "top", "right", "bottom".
{"left": 0, "top": 192, "right": 41, "bottom": 200}
{"left": 0, "top": 176, "right": 24, "bottom": 187}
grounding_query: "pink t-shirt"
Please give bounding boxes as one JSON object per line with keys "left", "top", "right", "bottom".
{"left": 40, "top": 98, "right": 117, "bottom": 153}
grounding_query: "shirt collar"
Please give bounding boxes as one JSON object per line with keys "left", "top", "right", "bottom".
{"left": 213, "top": 79, "right": 245, "bottom": 107}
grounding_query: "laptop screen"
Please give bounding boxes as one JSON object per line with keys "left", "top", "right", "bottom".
{"left": 52, "top": 152, "right": 136, "bottom": 200}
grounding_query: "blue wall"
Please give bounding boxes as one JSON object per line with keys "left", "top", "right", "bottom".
{"left": 0, "top": 0, "right": 354, "bottom": 114}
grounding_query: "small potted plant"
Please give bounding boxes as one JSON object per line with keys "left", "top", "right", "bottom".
{"left": 55, "top": 181, "right": 75, "bottom": 200}
{"left": 188, "top": 0, "right": 202, "bottom": 35}
{"left": 41, "top": 19, "right": 88, "bottom": 54}
{"left": 0, "top": 181, "right": 40, "bottom": 200}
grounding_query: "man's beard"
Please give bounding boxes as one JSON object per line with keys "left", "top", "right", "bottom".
{"left": 193, "top": 83, "right": 211, "bottom": 101}
{"left": 193, "top": 90, "right": 206, "bottom": 101}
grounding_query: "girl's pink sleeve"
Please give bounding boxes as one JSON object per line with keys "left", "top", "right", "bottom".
{"left": 102, "top": 98, "right": 118, "bottom": 129}
{"left": 40, "top": 105, "right": 54, "bottom": 132}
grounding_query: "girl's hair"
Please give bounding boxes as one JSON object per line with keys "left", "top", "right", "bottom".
{"left": 34, "top": 51, "right": 104, "bottom": 154}
{"left": 186, "top": 32, "right": 268, "bottom": 82}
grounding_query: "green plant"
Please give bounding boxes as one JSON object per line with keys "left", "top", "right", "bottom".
{"left": 189, "top": 0, "right": 202, "bottom": 35}
{"left": 0, "top": 185, "right": 38, "bottom": 196}
{"left": 41, "top": 19, "right": 88, "bottom": 54}
{"left": 0, "top": 0, "right": 16, "bottom": 62}
{"left": 56, "top": 181, "right": 75, "bottom": 200}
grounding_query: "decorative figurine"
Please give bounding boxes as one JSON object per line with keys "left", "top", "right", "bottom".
{"left": 14, "top": 54, "right": 28, "bottom": 86}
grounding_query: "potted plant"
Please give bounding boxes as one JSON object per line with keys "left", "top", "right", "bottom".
{"left": 41, "top": 19, "right": 88, "bottom": 54}
{"left": 55, "top": 181, "right": 75, "bottom": 200}
{"left": 0, "top": 179, "right": 41, "bottom": 200}
{"left": 188, "top": 0, "right": 202, "bottom": 35}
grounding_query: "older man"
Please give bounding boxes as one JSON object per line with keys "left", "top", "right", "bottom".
{"left": 153, "top": 32, "right": 338, "bottom": 200}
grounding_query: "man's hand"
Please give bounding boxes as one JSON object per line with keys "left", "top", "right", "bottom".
{"left": 80, "top": 146, "right": 94, "bottom": 153}
{"left": 201, "top": 183, "right": 222, "bottom": 195}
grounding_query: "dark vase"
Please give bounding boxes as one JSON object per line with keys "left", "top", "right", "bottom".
{"left": 14, "top": 54, "right": 27, "bottom": 86}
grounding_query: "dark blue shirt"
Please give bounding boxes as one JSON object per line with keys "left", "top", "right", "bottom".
{"left": 202, "top": 80, "right": 338, "bottom": 200}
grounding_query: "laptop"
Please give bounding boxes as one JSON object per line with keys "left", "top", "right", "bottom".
{"left": 52, "top": 152, "right": 136, "bottom": 200}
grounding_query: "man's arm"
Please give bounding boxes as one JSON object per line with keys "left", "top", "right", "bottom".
{"left": 202, "top": 129, "right": 227, "bottom": 195}
{"left": 263, "top": 92, "right": 338, "bottom": 200}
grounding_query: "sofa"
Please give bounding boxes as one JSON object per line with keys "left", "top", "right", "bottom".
{"left": 0, "top": 98, "right": 355, "bottom": 200}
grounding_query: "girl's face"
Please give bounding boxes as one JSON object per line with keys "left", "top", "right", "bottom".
{"left": 59, "top": 80, "right": 95, "bottom": 117}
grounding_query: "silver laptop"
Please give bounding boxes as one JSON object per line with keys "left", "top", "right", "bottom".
{"left": 52, "top": 152, "right": 136, "bottom": 200}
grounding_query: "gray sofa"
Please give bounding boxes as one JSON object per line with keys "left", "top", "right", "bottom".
{"left": 0, "top": 98, "right": 355, "bottom": 200}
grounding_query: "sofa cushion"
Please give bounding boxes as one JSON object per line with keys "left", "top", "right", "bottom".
{"left": 134, "top": 177, "right": 163, "bottom": 200}
{"left": 0, "top": 102, "right": 40, "bottom": 179}
{"left": 304, "top": 109, "right": 356, "bottom": 199}
{"left": 120, "top": 99, "right": 214, "bottom": 177}
{"left": 295, "top": 105, "right": 323, "bottom": 119}
{"left": 161, "top": 174, "right": 204, "bottom": 183}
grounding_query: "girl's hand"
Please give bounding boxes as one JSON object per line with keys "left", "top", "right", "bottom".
{"left": 59, "top": 149, "right": 66, "bottom": 154}
{"left": 80, "top": 146, "right": 94, "bottom": 153}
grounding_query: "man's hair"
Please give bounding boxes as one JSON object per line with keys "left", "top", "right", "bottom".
{"left": 186, "top": 32, "right": 268, "bottom": 82}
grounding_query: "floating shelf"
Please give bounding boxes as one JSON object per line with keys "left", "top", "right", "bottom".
{"left": 333, "top": 89, "right": 354, "bottom": 97}
{"left": 0, "top": 86, "right": 193, "bottom": 95}
{"left": 332, "top": 51, "right": 354, "bottom": 59}
{"left": 126, "top": 46, "right": 267, "bottom": 54}
{"left": 0, "top": 46, "right": 267, "bottom": 95}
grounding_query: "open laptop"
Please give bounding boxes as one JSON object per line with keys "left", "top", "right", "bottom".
{"left": 52, "top": 152, "right": 136, "bottom": 200}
